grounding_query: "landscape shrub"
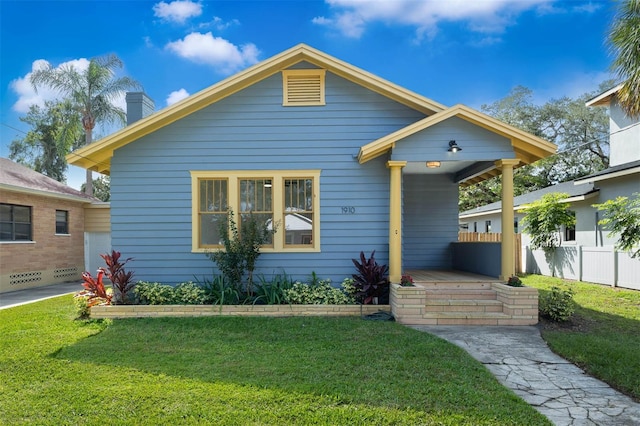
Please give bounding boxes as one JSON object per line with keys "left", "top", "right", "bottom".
{"left": 173, "top": 282, "right": 207, "bottom": 305}
{"left": 135, "top": 282, "right": 176, "bottom": 305}
{"left": 283, "top": 279, "right": 355, "bottom": 305}
{"left": 352, "top": 251, "right": 389, "bottom": 304}
{"left": 539, "top": 286, "right": 575, "bottom": 321}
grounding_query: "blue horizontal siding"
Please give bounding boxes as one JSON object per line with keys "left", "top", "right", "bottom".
{"left": 110, "top": 71, "right": 420, "bottom": 284}
{"left": 391, "top": 116, "right": 515, "bottom": 162}
{"left": 402, "top": 174, "right": 459, "bottom": 270}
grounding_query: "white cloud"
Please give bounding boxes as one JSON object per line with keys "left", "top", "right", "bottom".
{"left": 153, "top": 0, "right": 202, "bottom": 24}
{"left": 10, "top": 58, "right": 90, "bottom": 113}
{"left": 165, "top": 32, "right": 260, "bottom": 74}
{"left": 199, "top": 16, "right": 240, "bottom": 31}
{"left": 313, "top": 0, "right": 554, "bottom": 40}
{"left": 166, "top": 88, "right": 190, "bottom": 106}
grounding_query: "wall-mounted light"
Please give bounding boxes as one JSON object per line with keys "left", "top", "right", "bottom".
{"left": 264, "top": 180, "right": 272, "bottom": 188}
{"left": 426, "top": 161, "right": 441, "bottom": 168}
{"left": 448, "top": 140, "right": 462, "bottom": 153}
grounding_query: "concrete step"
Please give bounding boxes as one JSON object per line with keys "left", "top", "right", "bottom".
{"left": 417, "top": 281, "right": 496, "bottom": 290}
{"left": 425, "top": 289, "right": 497, "bottom": 300}
{"left": 425, "top": 299, "right": 504, "bottom": 313}
{"left": 422, "top": 311, "right": 517, "bottom": 326}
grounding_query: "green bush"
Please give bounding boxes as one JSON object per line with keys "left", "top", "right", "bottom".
{"left": 173, "top": 282, "right": 207, "bottom": 305}
{"left": 283, "top": 279, "right": 355, "bottom": 305}
{"left": 73, "top": 295, "right": 90, "bottom": 320}
{"left": 135, "top": 282, "right": 176, "bottom": 305}
{"left": 539, "top": 286, "right": 575, "bottom": 322}
{"left": 198, "top": 275, "right": 244, "bottom": 305}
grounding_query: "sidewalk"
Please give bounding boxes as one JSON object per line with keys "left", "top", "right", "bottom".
{"left": 0, "top": 281, "right": 81, "bottom": 310}
{"left": 413, "top": 325, "right": 640, "bottom": 426}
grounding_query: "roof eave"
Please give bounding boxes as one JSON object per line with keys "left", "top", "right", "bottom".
{"left": 0, "top": 183, "right": 94, "bottom": 203}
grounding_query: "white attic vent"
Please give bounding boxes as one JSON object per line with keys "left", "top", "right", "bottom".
{"left": 282, "top": 69, "right": 326, "bottom": 106}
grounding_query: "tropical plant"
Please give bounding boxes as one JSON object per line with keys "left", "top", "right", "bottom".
{"left": 30, "top": 54, "right": 141, "bottom": 195}
{"left": 9, "top": 100, "right": 83, "bottom": 182}
{"left": 593, "top": 193, "right": 640, "bottom": 258}
{"left": 351, "top": 251, "right": 389, "bottom": 304}
{"left": 609, "top": 0, "right": 640, "bottom": 117}
{"left": 75, "top": 268, "right": 112, "bottom": 307}
{"left": 100, "top": 250, "right": 135, "bottom": 304}
{"left": 81, "top": 175, "right": 110, "bottom": 201}
{"left": 507, "top": 276, "right": 523, "bottom": 287}
{"left": 400, "top": 275, "right": 414, "bottom": 287}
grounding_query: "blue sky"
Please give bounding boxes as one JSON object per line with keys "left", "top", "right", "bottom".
{"left": 0, "top": 0, "right": 618, "bottom": 189}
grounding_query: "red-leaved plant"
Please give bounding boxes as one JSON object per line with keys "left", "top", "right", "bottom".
{"left": 76, "top": 268, "right": 112, "bottom": 307}
{"left": 352, "top": 250, "right": 389, "bottom": 304}
{"left": 101, "top": 250, "right": 135, "bottom": 304}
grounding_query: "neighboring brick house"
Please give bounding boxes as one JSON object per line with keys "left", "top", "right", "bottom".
{"left": 0, "top": 158, "right": 97, "bottom": 293}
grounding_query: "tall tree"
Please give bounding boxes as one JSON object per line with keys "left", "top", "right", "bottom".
{"left": 459, "top": 85, "right": 610, "bottom": 211}
{"left": 609, "top": 0, "right": 640, "bottom": 117}
{"left": 81, "top": 176, "right": 111, "bottom": 202}
{"left": 9, "top": 100, "right": 83, "bottom": 182}
{"left": 30, "top": 54, "right": 141, "bottom": 195}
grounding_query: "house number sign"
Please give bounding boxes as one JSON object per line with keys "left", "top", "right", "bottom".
{"left": 341, "top": 206, "right": 356, "bottom": 214}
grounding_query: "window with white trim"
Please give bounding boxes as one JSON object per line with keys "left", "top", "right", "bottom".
{"left": 0, "top": 203, "right": 32, "bottom": 241}
{"left": 282, "top": 70, "right": 326, "bottom": 106}
{"left": 191, "top": 171, "right": 320, "bottom": 252}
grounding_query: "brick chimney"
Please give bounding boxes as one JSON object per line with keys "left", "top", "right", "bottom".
{"left": 125, "top": 92, "right": 155, "bottom": 125}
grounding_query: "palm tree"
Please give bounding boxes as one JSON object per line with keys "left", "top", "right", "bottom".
{"left": 609, "top": 0, "right": 640, "bottom": 117}
{"left": 31, "top": 54, "right": 141, "bottom": 195}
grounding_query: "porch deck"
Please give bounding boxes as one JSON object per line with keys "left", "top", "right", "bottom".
{"left": 392, "top": 270, "right": 538, "bottom": 326}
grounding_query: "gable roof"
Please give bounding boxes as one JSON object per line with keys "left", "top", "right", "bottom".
{"left": 66, "top": 43, "right": 447, "bottom": 174}
{"left": 358, "top": 104, "right": 557, "bottom": 180}
{"left": 459, "top": 180, "right": 598, "bottom": 219}
{"left": 585, "top": 84, "right": 623, "bottom": 107}
{"left": 0, "top": 158, "right": 95, "bottom": 202}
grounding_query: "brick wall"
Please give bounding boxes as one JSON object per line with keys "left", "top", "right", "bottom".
{"left": 0, "top": 189, "right": 87, "bottom": 293}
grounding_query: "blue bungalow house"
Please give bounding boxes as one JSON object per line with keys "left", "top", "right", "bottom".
{"left": 67, "top": 44, "right": 555, "bottom": 289}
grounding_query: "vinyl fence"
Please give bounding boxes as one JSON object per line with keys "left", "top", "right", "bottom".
{"left": 525, "top": 245, "right": 640, "bottom": 290}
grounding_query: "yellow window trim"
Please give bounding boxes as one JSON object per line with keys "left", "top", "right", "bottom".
{"left": 190, "top": 170, "right": 321, "bottom": 253}
{"left": 282, "top": 69, "right": 326, "bottom": 106}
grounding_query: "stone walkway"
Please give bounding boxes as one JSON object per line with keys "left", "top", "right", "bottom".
{"left": 412, "top": 326, "right": 640, "bottom": 425}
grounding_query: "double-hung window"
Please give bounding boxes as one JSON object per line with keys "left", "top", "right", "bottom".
{"left": 56, "top": 210, "right": 69, "bottom": 234}
{"left": 192, "top": 171, "right": 320, "bottom": 252}
{"left": 0, "top": 203, "right": 32, "bottom": 241}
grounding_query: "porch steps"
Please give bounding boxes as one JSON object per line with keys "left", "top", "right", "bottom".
{"left": 392, "top": 280, "right": 538, "bottom": 326}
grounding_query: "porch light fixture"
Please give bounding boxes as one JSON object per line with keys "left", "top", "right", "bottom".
{"left": 448, "top": 140, "right": 462, "bottom": 153}
{"left": 426, "top": 161, "right": 441, "bottom": 168}
{"left": 264, "top": 180, "right": 272, "bottom": 188}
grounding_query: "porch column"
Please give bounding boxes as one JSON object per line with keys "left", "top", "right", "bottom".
{"left": 495, "top": 159, "right": 520, "bottom": 281}
{"left": 387, "top": 161, "right": 406, "bottom": 283}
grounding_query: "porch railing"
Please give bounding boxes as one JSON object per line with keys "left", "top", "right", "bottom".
{"left": 457, "top": 232, "right": 522, "bottom": 274}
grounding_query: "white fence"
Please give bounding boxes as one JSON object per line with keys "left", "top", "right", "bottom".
{"left": 525, "top": 245, "right": 640, "bottom": 290}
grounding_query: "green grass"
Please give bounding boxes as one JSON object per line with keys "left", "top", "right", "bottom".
{"left": 0, "top": 296, "right": 550, "bottom": 425}
{"left": 522, "top": 274, "right": 640, "bottom": 400}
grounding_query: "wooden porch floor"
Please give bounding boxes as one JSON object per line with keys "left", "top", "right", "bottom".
{"left": 404, "top": 270, "right": 499, "bottom": 283}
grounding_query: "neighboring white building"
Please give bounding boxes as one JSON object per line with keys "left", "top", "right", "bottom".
{"left": 459, "top": 84, "right": 640, "bottom": 289}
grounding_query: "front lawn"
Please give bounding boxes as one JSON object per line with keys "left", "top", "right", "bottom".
{"left": 522, "top": 275, "right": 640, "bottom": 401}
{"left": 0, "top": 296, "right": 549, "bottom": 425}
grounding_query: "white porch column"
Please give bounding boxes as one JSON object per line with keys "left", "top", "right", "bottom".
{"left": 496, "top": 159, "right": 520, "bottom": 280}
{"left": 387, "top": 161, "right": 406, "bottom": 283}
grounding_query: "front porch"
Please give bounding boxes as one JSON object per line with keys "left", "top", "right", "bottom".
{"left": 391, "top": 270, "right": 538, "bottom": 326}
